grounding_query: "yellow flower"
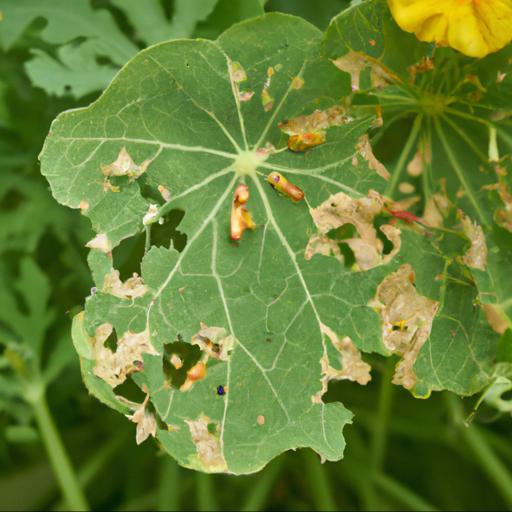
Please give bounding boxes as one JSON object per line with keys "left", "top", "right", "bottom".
{"left": 387, "top": 0, "right": 512, "bottom": 58}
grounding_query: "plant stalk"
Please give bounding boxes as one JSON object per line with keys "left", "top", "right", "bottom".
{"left": 32, "top": 393, "right": 89, "bottom": 511}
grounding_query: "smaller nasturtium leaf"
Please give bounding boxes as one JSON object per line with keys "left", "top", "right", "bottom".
{"left": 324, "top": 0, "right": 511, "bottom": 394}
{"left": 40, "top": 9, "right": 503, "bottom": 473}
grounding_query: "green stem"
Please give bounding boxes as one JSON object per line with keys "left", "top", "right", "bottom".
{"left": 241, "top": 458, "right": 284, "bottom": 512}
{"left": 367, "top": 359, "right": 395, "bottom": 510}
{"left": 157, "top": 458, "right": 180, "bottom": 512}
{"left": 371, "top": 359, "right": 395, "bottom": 472}
{"left": 374, "top": 472, "right": 438, "bottom": 511}
{"left": 32, "top": 393, "right": 89, "bottom": 511}
{"left": 302, "top": 450, "right": 337, "bottom": 511}
{"left": 196, "top": 473, "right": 218, "bottom": 511}
{"left": 446, "top": 394, "right": 512, "bottom": 508}
{"left": 144, "top": 225, "right": 152, "bottom": 254}
{"left": 386, "top": 114, "right": 423, "bottom": 197}
{"left": 434, "top": 118, "right": 489, "bottom": 226}
{"left": 53, "top": 434, "right": 127, "bottom": 511}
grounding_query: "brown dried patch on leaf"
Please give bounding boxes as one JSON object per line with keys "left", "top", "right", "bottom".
{"left": 423, "top": 193, "right": 450, "bottom": 228}
{"left": 407, "top": 139, "right": 431, "bottom": 177}
{"left": 101, "top": 147, "right": 150, "bottom": 180}
{"left": 278, "top": 106, "right": 349, "bottom": 152}
{"left": 158, "top": 184, "right": 171, "bottom": 202}
{"left": 279, "top": 106, "right": 348, "bottom": 136}
{"left": 408, "top": 57, "right": 434, "bottom": 84}
{"left": 308, "top": 190, "right": 401, "bottom": 271}
{"left": 486, "top": 165, "right": 512, "bottom": 232}
{"left": 333, "top": 51, "right": 393, "bottom": 91}
{"left": 483, "top": 304, "right": 509, "bottom": 334}
{"left": 92, "top": 325, "right": 158, "bottom": 387}
{"left": 229, "top": 61, "right": 247, "bottom": 83}
{"left": 126, "top": 394, "right": 157, "bottom": 445}
{"left": 228, "top": 61, "right": 254, "bottom": 103}
{"left": 313, "top": 325, "right": 371, "bottom": 404}
{"left": 356, "top": 134, "right": 390, "bottom": 180}
{"left": 305, "top": 234, "right": 344, "bottom": 263}
{"left": 79, "top": 200, "right": 89, "bottom": 213}
{"left": 191, "top": 323, "right": 235, "bottom": 362}
{"left": 86, "top": 233, "right": 112, "bottom": 253}
{"left": 185, "top": 415, "right": 227, "bottom": 473}
{"left": 460, "top": 212, "right": 488, "bottom": 270}
{"left": 102, "top": 269, "right": 148, "bottom": 300}
{"left": 398, "top": 182, "right": 415, "bottom": 194}
{"left": 333, "top": 52, "right": 366, "bottom": 91}
{"left": 322, "top": 324, "right": 371, "bottom": 385}
{"left": 371, "top": 264, "right": 439, "bottom": 390}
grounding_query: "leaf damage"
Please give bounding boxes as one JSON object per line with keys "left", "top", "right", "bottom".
{"left": 371, "top": 264, "right": 439, "bottom": 390}
{"left": 278, "top": 105, "right": 350, "bottom": 152}
{"left": 101, "top": 147, "right": 150, "bottom": 180}
{"left": 308, "top": 190, "right": 401, "bottom": 271}
{"left": 127, "top": 394, "right": 158, "bottom": 445}
{"left": 91, "top": 324, "right": 158, "bottom": 387}
{"left": 191, "top": 323, "right": 235, "bottom": 362}
{"left": 102, "top": 269, "right": 148, "bottom": 300}
{"left": 460, "top": 212, "right": 488, "bottom": 270}
{"left": 355, "top": 134, "right": 390, "bottom": 180}
{"left": 185, "top": 415, "right": 227, "bottom": 473}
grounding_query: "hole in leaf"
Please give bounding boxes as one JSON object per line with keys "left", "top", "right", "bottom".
{"left": 500, "top": 389, "right": 512, "bottom": 402}
{"left": 163, "top": 339, "right": 202, "bottom": 390}
{"left": 113, "top": 233, "right": 145, "bottom": 281}
{"left": 114, "top": 375, "right": 146, "bottom": 402}
{"left": 152, "top": 209, "right": 187, "bottom": 251}
{"left": 104, "top": 329, "right": 118, "bottom": 353}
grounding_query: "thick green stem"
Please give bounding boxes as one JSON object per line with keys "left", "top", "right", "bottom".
{"left": 446, "top": 394, "right": 512, "bottom": 508}
{"left": 385, "top": 114, "right": 423, "bottom": 197}
{"left": 366, "top": 359, "right": 395, "bottom": 509}
{"left": 32, "top": 393, "right": 89, "bottom": 511}
{"left": 302, "top": 450, "right": 337, "bottom": 511}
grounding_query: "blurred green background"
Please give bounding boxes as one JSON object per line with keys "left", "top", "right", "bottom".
{"left": 1, "top": 1, "right": 512, "bottom": 510}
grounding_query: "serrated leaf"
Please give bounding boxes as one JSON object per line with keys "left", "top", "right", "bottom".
{"left": 110, "top": 0, "right": 220, "bottom": 45}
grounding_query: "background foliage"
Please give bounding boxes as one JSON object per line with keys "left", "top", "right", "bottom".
{"left": 1, "top": 0, "right": 511, "bottom": 510}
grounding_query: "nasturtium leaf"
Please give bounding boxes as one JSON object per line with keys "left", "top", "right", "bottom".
{"left": 325, "top": 0, "right": 511, "bottom": 394}
{"left": 40, "top": 10, "right": 501, "bottom": 473}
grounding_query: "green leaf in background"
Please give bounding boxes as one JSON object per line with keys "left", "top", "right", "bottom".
{"left": 0, "top": 0, "right": 269, "bottom": 99}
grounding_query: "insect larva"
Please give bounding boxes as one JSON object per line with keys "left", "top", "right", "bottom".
{"left": 267, "top": 172, "right": 304, "bottom": 202}
{"left": 230, "top": 184, "right": 255, "bottom": 241}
